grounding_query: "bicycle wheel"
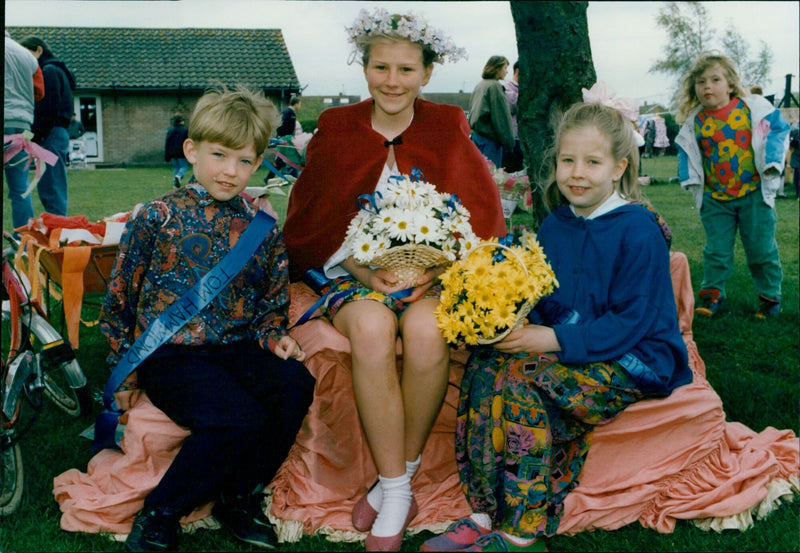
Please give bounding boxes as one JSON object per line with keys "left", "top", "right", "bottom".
{"left": 0, "top": 438, "right": 24, "bottom": 516}
{"left": 2, "top": 303, "right": 90, "bottom": 417}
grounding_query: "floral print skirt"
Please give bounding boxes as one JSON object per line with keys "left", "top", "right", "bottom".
{"left": 456, "top": 348, "right": 643, "bottom": 538}
{"left": 321, "top": 276, "right": 442, "bottom": 319}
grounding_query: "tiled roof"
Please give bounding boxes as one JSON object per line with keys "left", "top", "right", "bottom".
{"left": 6, "top": 26, "right": 300, "bottom": 92}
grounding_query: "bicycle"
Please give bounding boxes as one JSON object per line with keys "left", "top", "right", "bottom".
{"left": 2, "top": 135, "right": 91, "bottom": 516}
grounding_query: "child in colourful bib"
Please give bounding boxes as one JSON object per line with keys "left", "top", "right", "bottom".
{"left": 675, "top": 52, "right": 790, "bottom": 319}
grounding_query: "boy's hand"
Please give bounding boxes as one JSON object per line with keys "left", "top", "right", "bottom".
{"left": 274, "top": 335, "right": 306, "bottom": 362}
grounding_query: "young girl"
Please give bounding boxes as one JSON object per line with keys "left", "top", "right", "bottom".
{"left": 421, "top": 99, "right": 692, "bottom": 552}
{"left": 675, "top": 52, "right": 790, "bottom": 319}
{"left": 282, "top": 8, "right": 506, "bottom": 552}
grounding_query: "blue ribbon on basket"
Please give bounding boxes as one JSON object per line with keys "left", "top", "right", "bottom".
{"left": 492, "top": 234, "right": 517, "bottom": 263}
{"left": 357, "top": 191, "right": 383, "bottom": 214}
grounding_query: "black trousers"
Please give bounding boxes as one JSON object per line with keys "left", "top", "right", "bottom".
{"left": 137, "top": 341, "right": 315, "bottom": 516}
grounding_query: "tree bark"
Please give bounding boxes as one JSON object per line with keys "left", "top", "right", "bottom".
{"left": 511, "top": 1, "right": 596, "bottom": 230}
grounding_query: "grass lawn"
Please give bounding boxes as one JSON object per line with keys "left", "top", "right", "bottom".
{"left": 2, "top": 159, "right": 798, "bottom": 552}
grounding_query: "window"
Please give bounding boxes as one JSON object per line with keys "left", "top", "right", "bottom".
{"left": 75, "top": 96, "right": 103, "bottom": 161}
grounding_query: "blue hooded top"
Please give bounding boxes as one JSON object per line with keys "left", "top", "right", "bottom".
{"left": 532, "top": 204, "right": 692, "bottom": 396}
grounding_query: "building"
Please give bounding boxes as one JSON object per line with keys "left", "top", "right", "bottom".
{"left": 7, "top": 26, "right": 301, "bottom": 166}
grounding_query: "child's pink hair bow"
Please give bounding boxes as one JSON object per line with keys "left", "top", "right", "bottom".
{"left": 581, "top": 82, "right": 639, "bottom": 122}
{"left": 4, "top": 132, "right": 59, "bottom": 198}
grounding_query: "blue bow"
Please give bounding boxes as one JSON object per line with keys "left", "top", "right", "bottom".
{"left": 446, "top": 193, "right": 461, "bottom": 212}
{"left": 493, "top": 233, "right": 517, "bottom": 263}
{"left": 357, "top": 191, "right": 383, "bottom": 214}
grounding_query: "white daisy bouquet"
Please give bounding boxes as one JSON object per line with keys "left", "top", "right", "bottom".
{"left": 435, "top": 231, "right": 558, "bottom": 346}
{"left": 344, "top": 171, "right": 480, "bottom": 285}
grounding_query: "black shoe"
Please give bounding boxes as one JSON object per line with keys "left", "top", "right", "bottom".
{"left": 173, "top": 176, "right": 181, "bottom": 188}
{"left": 125, "top": 507, "right": 180, "bottom": 552}
{"left": 212, "top": 492, "right": 277, "bottom": 549}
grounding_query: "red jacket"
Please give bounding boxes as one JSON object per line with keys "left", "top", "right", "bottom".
{"left": 283, "top": 98, "right": 506, "bottom": 280}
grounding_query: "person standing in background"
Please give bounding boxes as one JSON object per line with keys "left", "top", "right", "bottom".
{"left": 19, "top": 36, "right": 75, "bottom": 217}
{"left": 468, "top": 55, "right": 515, "bottom": 168}
{"left": 164, "top": 115, "right": 189, "bottom": 188}
{"left": 4, "top": 30, "right": 45, "bottom": 229}
{"left": 276, "top": 95, "right": 302, "bottom": 138}
{"left": 67, "top": 112, "right": 85, "bottom": 139}
{"left": 501, "top": 60, "right": 524, "bottom": 172}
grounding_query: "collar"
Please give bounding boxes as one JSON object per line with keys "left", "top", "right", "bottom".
{"left": 570, "top": 191, "right": 629, "bottom": 220}
{"left": 186, "top": 182, "right": 249, "bottom": 214}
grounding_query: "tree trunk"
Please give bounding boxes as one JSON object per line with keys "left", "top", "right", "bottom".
{"left": 511, "top": 1, "right": 596, "bottom": 230}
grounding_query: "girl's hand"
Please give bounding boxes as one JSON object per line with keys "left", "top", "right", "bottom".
{"left": 274, "top": 336, "right": 306, "bottom": 362}
{"left": 494, "top": 324, "right": 561, "bottom": 354}
{"left": 401, "top": 265, "right": 446, "bottom": 303}
{"left": 342, "top": 257, "right": 407, "bottom": 295}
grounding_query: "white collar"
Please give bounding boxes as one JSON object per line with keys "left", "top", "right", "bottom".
{"left": 570, "top": 191, "right": 628, "bottom": 220}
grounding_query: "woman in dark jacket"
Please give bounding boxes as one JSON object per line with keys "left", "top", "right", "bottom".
{"left": 20, "top": 36, "right": 76, "bottom": 216}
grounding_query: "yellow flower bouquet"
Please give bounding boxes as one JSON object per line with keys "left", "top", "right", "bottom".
{"left": 434, "top": 231, "right": 558, "bottom": 345}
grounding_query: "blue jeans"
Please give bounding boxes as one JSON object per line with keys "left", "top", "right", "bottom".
{"left": 37, "top": 126, "right": 69, "bottom": 216}
{"left": 471, "top": 132, "right": 503, "bottom": 168}
{"left": 3, "top": 126, "right": 36, "bottom": 229}
{"left": 171, "top": 158, "right": 189, "bottom": 180}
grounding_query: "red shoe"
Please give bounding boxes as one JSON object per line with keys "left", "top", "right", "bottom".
{"left": 364, "top": 498, "right": 418, "bottom": 552}
{"left": 352, "top": 488, "right": 379, "bottom": 532}
{"left": 695, "top": 288, "right": 725, "bottom": 317}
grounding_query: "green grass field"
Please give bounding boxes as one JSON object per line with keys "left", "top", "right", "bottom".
{"left": 1, "top": 158, "right": 798, "bottom": 551}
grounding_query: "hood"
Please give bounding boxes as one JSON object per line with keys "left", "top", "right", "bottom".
{"left": 40, "top": 53, "right": 77, "bottom": 90}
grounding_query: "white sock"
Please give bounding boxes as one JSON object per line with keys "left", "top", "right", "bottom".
{"left": 370, "top": 473, "right": 413, "bottom": 537}
{"left": 366, "top": 455, "right": 421, "bottom": 512}
{"left": 470, "top": 512, "right": 492, "bottom": 531}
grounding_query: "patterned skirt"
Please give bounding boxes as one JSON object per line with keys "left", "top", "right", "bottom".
{"left": 320, "top": 276, "right": 442, "bottom": 319}
{"left": 456, "top": 348, "right": 643, "bottom": 538}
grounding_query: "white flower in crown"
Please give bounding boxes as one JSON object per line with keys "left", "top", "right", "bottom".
{"left": 346, "top": 8, "right": 468, "bottom": 64}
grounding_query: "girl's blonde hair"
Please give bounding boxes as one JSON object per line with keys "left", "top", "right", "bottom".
{"left": 188, "top": 85, "right": 279, "bottom": 156}
{"left": 541, "top": 102, "right": 641, "bottom": 211}
{"left": 675, "top": 52, "right": 747, "bottom": 123}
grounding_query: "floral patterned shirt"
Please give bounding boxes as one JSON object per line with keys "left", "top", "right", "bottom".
{"left": 695, "top": 97, "right": 760, "bottom": 201}
{"left": 100, "top": 183, "right": 291, "bottom": 367}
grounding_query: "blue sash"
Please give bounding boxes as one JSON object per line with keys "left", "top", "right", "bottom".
{"left": 92, "top": 210, "right": 276, "bottom": 451}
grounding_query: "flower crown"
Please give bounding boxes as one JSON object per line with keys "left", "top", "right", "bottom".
{"left": 581, "top": 81, "right": 639, "bottom": 122}
{"left": 346, "top": 8, "right": 468, "bottom": 65}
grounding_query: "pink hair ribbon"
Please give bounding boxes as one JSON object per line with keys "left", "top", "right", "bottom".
{"left": 581, "top": 82, "right": 640, "bottom": 122}
{"left": 4, "top": 132, "right": 59, "bottom": 198}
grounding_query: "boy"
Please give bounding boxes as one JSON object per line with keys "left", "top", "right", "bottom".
{"left": 100, "top": 86, "right": 315, "bottom": 552}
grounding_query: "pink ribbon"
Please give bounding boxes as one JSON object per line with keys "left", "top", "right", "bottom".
{"left": 3, "top": 133, "right": 59, "bottom": 198}
{"left": 581, "top": 82, "right": 640, "bottom": 122}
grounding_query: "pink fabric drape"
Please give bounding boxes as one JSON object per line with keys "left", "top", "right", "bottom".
{"left": 53, "top": 252, "right": 799, "bottom": 541}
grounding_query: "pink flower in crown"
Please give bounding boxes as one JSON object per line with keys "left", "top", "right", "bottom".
{"left": 581, "top": 81, "right": 639, "bottom": 122}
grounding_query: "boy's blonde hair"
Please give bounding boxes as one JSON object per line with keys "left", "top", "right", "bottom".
{"left": 188, "top": 86, "right": 279, "bottom": 156}
{"left": 541, "top": 102, "right": 641, "bottom": 211}
{"left": 675, "top": 52, "right": 747, "bottom": 123}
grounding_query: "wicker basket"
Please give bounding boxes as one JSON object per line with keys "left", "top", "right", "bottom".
{"left": 368, "top": 243, "right": 450, "bottom": 284}
{"left": 469, "top": 242, "right": 532, "bottom": 345}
